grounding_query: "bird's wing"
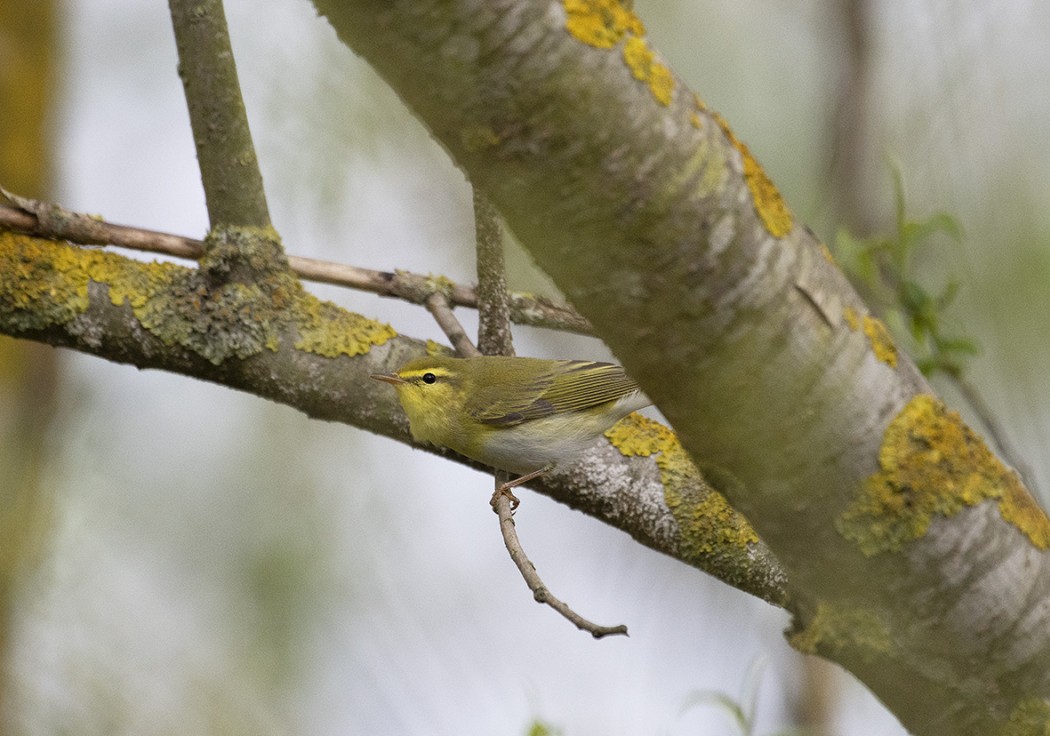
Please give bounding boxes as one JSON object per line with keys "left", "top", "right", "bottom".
{"left": 473, "top": 361, "right": 641, "bottom": 426}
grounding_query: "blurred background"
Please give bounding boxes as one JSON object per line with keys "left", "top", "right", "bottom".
{"left": 2, "top": 0, "right": 1049, "bottom": 733}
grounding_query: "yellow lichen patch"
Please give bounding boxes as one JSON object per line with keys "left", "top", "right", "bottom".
{"left": 1000, "top": 698, "right": 1050, "bottom": 736}
{"left": 424, "top": 339, "right": 449, "bottom": 357}
{"left": 2, "top": 232, "right": 397, "bottom": 364}
{"left": 740, "top": 146, "right": 793, "bottom": 237}
{"left": 838, "top": 395, "right": 1050, "bottom": 555}
{"left": 423, "top": 274, "right": 456, "bottom": 300}
{"left": 563, "top": 0, "right": 644, "bottom": 49}
{"left": 605, "top": 409, "right": 675, "bottom": 457}
{"left": 842, "top": 308, "right": 897, "bottom": 367}
{"left": 689, "top": 93, "right": 708, "bottom": 129}
{"left": 1, "top": 232, "right": 90, "bottom": 324}
{"left": 460, "top": 124, "right": 501, "bottom": 153}
{"left": 843, "top": 305, "right": 860, "bottom": 331}
{"left": 293, "top": 292, "right": 396, "bottom": 358}
{"left": 1000, "top": 475, "right": 1050, "bottom": 550}
{"left": 787, "top": 601, "right": 893, "bottom": 658}
{"left": 621, "top": 36, "right": 674, "bottom": 106}
{"left": 714, "top": 114, "right": 793, "bottom": 238}
{"left": 0, "top": 231, "right": 182, "bottom": 330}
{"left": 606, "top": 413, "right": 760, "bottom": 556}
{"left": 0, "top": 233, "right": 287, "bottom": 364}
{"left": 862, "top": 315, "right": 898, "bottom": 367}
{"left": 563, "top": 0, "right": 673, "bottom": 106}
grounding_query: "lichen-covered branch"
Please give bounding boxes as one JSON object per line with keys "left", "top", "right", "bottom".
{"left": 0, "top": 231, "right": 788, "bottom": 606}
{"left": 311, "top": 1, "right": 1050, "bottom": 732}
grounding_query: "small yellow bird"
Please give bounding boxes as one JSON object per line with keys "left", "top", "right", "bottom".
{"left": 371, "top": 355, "right": 651, "bottom": 506}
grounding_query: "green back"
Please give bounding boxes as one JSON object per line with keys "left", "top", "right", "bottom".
{"left": 466, "top": 358, "right": 641, "bottom": 426}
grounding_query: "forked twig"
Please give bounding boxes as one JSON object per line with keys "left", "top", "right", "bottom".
{"left": 492, "top": 484, "right": 628, "bottom": 639}
{"left": 0, "top": 198, "right": 591, "bottom": 334}
{"left": 424, "top": 292, "right": 480, "bottom": 358}
{"left": 0, "top": 187, "right": 630, "bottom": 637}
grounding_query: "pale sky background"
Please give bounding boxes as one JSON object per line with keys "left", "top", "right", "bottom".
{"left": 8, "top": 0, "right": 1050, "bottom": 734}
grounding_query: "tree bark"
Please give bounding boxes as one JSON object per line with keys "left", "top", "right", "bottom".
{"left": 1, "top": 1, "right": 1048, "bottom": 731}
{"left": 307, "top": 1, "right": 1050, "bottom": 733}
{"left": 0, "top": 228, "right": 787, "bottom": 605}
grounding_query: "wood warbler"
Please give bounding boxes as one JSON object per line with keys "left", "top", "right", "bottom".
{"left": 371, "top": 355, "right": 650, "bottom": 505}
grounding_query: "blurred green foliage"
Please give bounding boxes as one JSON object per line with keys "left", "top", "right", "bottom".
{"left": 524, "top": 719, "right": 564, "bottom": 736}
{"left": 834, "top": 165, "right": 978, "bottom": 378}
{"left": 678, "top": 659, "right": 811, "bottom": 736}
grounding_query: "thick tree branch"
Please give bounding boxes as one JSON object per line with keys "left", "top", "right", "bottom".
{"left": 168, "top": 0, "right": 286, "bottom": 286}
{"left": 0, "top": 230, "right": 787, "bottom": 608}
{"left": 310, "top": 1, "right": 1050, "bottom": 732}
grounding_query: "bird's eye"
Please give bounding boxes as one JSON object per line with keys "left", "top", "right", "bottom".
{"left": 422, "top": 372, "right": 437, "bottom": 384}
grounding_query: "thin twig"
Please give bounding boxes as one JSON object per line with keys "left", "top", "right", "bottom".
{"left": 493, "top": 489, "right": 629, "bottom": 638}
{"left": 424, "top": 292, "right": 480, "bottom": 357}
{"left": 472, "top": 186, "right": 627, "bottom": 638}
{"left": 0, "top": 201, "right": 591, "bottom": 334}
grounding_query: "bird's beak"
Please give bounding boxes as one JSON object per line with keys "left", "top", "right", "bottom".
{"left": 371, "top": 372, "right": 407, "bottom": 386}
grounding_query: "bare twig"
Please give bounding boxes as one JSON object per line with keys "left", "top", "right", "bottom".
{"left": 0, "top": 195, "right": 203, "bottom": 256}
{"left": 0, "top": 202, "right": 591, "bottom": 334}
{"left": 424, "top": 292, "right": 480, "bottom": 358}
{"left": 472, "top": 186, "right": 626, "bottom": 638}
{"left": 493, "top": 489, "right": 629, "bottom": 638}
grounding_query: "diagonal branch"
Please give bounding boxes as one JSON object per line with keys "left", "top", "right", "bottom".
{"left": 424, "top": 291, "right": 480, "bottom": 358}
{"left": 494, "top": 490, "right": 628, "bottom": 638}
{"left": 0, "top": 230, "right": 788, "bottom": 609}
{"left": 310, "top": 3, "right": 1050, "bottom": 732}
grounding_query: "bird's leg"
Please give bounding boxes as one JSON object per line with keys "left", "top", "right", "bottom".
{"left": 490, "top": 465, "right": 552, "bottom": 511}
